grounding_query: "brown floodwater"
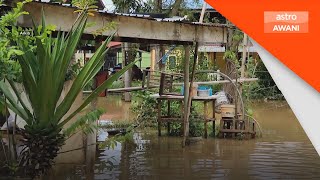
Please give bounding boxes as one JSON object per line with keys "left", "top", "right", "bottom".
{"left": 52, "top": 96, "right": 320, "bottom": 180}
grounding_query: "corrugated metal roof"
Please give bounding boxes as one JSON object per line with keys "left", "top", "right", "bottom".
{"left": 35, "top": 0, "right": 105, "bottom": 9}
{"left": 29, "top": 1, "right": 228, "bottom": 28}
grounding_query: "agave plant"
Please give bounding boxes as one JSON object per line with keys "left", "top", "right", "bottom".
{"left": 0, "top": 11, "right": 134, "bottom": 176}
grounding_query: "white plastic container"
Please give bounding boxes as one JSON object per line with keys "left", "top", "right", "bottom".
{"left": 197, "top": 89, "right": 210, "bottom": 97}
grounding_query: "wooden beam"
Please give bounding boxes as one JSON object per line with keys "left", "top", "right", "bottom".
{"left": 18, "top": 2, "right": 227, "bottom": 45}
{"left": 172, "top": 78, "right": 259, "bottom": 86}
{"left": 107, "top": 86, "right": 157, "bottom": 92}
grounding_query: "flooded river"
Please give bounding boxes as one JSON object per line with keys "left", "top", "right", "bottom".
{"left": 53, "top": 96, "right": 320, "bottom": 180}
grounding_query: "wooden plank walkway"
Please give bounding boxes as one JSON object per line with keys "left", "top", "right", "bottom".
{"left": 107, "top": 85, "right": 158, "bottom": 92}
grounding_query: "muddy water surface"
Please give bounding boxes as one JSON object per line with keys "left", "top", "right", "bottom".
{"left": 53, "top": 96, "right": 320, "bottom": 180}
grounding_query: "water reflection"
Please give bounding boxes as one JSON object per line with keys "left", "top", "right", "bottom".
{"left": 93, "top": 97, "right": 320, "bottom": 180}
{"left": 95, "top": 134, "right": 320, "bottom": 179}
{"left": 97, "top": 96, "right": 133, "bottom": 121}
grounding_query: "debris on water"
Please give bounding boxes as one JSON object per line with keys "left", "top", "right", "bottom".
{"left": 97, "top": 129, "right": 108, "bottom": 142}
{"left": 98, "top": 119, "right": 114, "bottom": 127}
{"left": 106, "top": 128, "right": 127, "bottom": 136}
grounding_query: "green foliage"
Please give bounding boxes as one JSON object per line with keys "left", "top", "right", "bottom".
{"left": 0, "top": 11, "right": 136, "bottom": 132}
{"left": 243, "top": 57, "right": 283, "bottom": 100}
{"left": 112, "top": 0, "right": 152, "bottom": 13}
{"left": 189, "top": 123, "right": 203, "bottom": 137}
{"left": 131, "top": 91, "right": 206, "bottom": 137}
{"left": 207, "top": 122, "right": 220, "bottom": 137}
{"left": 131, "top": 90, "right": 158, "bottom": 127}
{"left": 110, "top": 80, "right": 125, "bottom": 89}
{"left": 0, "top": 1, "right": 138, "bottom": 176}
{"left": 0, "top": 8, "right": 136, "bottom": 176}
{"left": 169, "top": 122, "right": 182, "bottom": 136}
{"left": 223, "top": 51, "right": 237, "bottom": 62}
{"left": 72, "top": 0, "right": 98, "bottom": 15}
{"left": 100, "top": 120, "right": 132, "bottom": 129}
{"left": 99, "top": 126, "right": 136, "bottom": 150}
{"left": 0, "top": 0, "right": 33, "bottom": 82}
{"left": 64, "top": 108, "right": 105, "bottom": 137}
{"left": 224, "top": 29, "right": 243, "bottom": 68}
{"left": 236, "top": 132, "right": 245, "bottom": 140}
{"left": 83, "top": 78, "right": 95, "bottom": 91}
{"left": 189, "top": 117, "right": 204, "bottom": 137}
{"left": 92, "top": 21, "right": 118, "bottom": 37}
{"left": 65, "top": 61, "right": 81, "bottom": 82}
{"left": 3, "top": 161, "right": 19, "bottom": 175}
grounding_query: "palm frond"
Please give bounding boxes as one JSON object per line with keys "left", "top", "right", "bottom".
{"left": 0, "top": 9, "right": 134, "bottom": 135}
{"left": 63, "top": 108, "right": 105, "bottom": 137}
{"left": 58, "top": 59, "right": 137, "bottom": 128}
{"left": 0, "top": 80, "right": 29, "bottom": 122}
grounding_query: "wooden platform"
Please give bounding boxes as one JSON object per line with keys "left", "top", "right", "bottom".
{"left": 150, "top": 94, "right": 218, "bottom": 100}
{"left": 107, "top": 86, "right": 157, "bottom": 93}
{"left": 151, "top": 94, "right": 217, "bottom": 138}
{"left": 218, "top": 118, "right": 256, "bottom": 139}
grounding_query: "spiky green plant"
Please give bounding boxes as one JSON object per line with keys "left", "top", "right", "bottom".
{"left": 0, "top": 10, "right": 134, "bottom": 176}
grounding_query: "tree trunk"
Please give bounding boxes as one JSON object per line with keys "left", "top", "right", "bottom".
{"left": 154, "top": 0, "right": 162, "bottom": 13}
{"left": 224, "top": 21, "right": 237, "bottom": 103}
{"left": 170, "top": 0, "right": 183, "bottom": 16}
{"left": 20, "top": 129, "right": 65, "bottom": 178}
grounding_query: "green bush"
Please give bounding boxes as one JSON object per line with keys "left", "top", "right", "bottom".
{"left": 110, "top": 80, "right": 124, "bottom": 89}
{"left": 169, "top": 122, "right": 182, "bottom": 136}
{"left": 131, "top": 90, "right": 158, "bottom": 127}
{"left": 189, "top": 123, "right": 203, "bottom": 137}
{"left": 131, "top": 91, "right": 208, "bottom": 137}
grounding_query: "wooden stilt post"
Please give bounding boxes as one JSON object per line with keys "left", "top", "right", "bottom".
{"left": 149, "top": 45, "right": 156, "bottom": 88}
{"left": 151, "top": 45, "right": 156, "bottom": 72}
{"left": 158, "top": 99, "right": 162, "bottom": 136}
{"left": 212, "top": 99, "right": 216, "bottom": 137}
{"left": 167, "top": 100, "right": 171, "bottom": 135}
{"left": 122, "top": 42, "right": 131, "bottom": 102}
{"left": 204, "top": 101, "right": 208, "bottom": 138}
{"left": 183, "top": 45, "right": 190, "bottom": 146}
